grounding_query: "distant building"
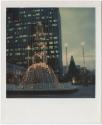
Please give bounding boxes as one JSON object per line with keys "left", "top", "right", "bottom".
{"left": 6, "top": 8, "right": 63, "bottom": 76}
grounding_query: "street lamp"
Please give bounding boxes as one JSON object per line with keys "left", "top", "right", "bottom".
{"left": 81, "top": 42, "right": 85, "bottom": 69}
{"left": 64, "top": 43, "right": 68, "bottom": 71}
{"left": 27, "top": 45, "right": 30, "bottom": 67}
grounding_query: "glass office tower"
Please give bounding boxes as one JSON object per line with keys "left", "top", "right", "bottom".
{"left": 6, "top": 8, "right": 63, "bottom": 76}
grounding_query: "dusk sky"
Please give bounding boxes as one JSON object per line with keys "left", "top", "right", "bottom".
{"left": 60, "top": 8, "right": 95, "bottom": 70}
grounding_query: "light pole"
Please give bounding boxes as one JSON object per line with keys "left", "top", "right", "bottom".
{"left": 27, "top": 45, "right": 30, "bottom": 67}
{"left": 64, "top": 43, "right": 68, "bottom": 71}
{"left": 81, "top": 42, "right": 85, "bottom": 69}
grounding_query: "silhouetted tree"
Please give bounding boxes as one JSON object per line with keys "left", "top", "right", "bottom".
{"left": 67, "top": 56, "right": 79, "bottom": 81}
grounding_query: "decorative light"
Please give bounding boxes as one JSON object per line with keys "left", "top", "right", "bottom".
{"left": 81, "top": 42, "right": 85, "bottom": 46}
{"left": 64, "top": 43, "right": 68, "bottom": 47}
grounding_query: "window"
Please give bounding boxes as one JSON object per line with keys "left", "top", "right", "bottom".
{"left": 56, "top": 54, "right": 59, "bottom": 58}
{"left": 54, "top": 36, "right": 58, "bottom": 40}
{"left": 8, "top": 17, "right": 10, "bottom": 19}
{"left": 49, "top": 46, "right": 53, "bottom": 49}
{"left": 28, "top": 22, "right": 31, "bottom": 24}
{"left": 23, "top": 39, "right": 26, "bottom": 42}
{"left": 20, "top": 11, "right": 25, "bottom": 14}
{"left": 49, "top": 33, "right": 52, "bottom": 36}
{"left": 56, "top": 50, "right": 58, "bottom": 53}
{"left": 28, "top": 14, "right": 31, "bottom": 17}
{"left": 10, "top": 53, "right": 13, "bottom": 56}
{"left": 49, "top": 41, "right": 53, "bottom": 45}
{"left": 49, "top": 37, "right": 53, "bottom": 40}
{"left": 9, "top": 28, "right": 14, "bottom": 31}
{"left": 24, "top": 15, "right": 27, "bottom": 17}
{"left": 49, "top": 20, "right": 52, "bottom": 23}
{"left": 15, "top": 52, "right": 20, "bottom": 56}
{"left": 53, "top": 19, "right": 57, "bottom": 22}
{"left": 51, "top": 50, "right": 54, "bottom": 54}
{"left": 41, "top": 16, "right": 45, "bottom": 19}
{"left": 54, "top": 41, "right": 58, "bottom": 44}
{"left": 18, "top": 27, "right": 21, "bottom": 30}
{"left": 52, "top": 23, "right": 57, "bottom": 27}
{"left": 15, "top": 23, "right": 20, "bottom": 26}
{"left": 7, "top": 36, "right": 13, "bottom": 39}
{"left": 19, "top": 34, "right": 27, "bottom": 38}
{"left": 6, "top": 49, "right": 9, "bottom": 52}
{"left": 36, "top": 13, "right": 40, "bottom": 16}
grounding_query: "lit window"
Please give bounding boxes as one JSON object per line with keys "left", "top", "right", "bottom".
{"left": 54, "top": 36, "right": 58, "bottom": 40}
{"left": 49, "top": 17, "right": 52, "bottom": 19}
{"left": 7, "top": 36, "right": 13, "bottom": 39}
{"left": 56, "top": 50, "right": 58, "bottom": 53}
{"left": 36, "top": 13, "right": 40, "bottom": 16}
{"left": 35, "top": 9, "right": 40, "bottom": 12}
{"left": 9, "top": 28, "right": 14, "bottom": 31}
{"left": 16, "top": 23, "right": 20, "bottom": 26}
{"left": 24, "top": 26, "right": 26, "bottom": 29}
{"left": 28, "top": 22, "right": 31, "bottom": 24}
{"left": 49, "top": 46, "right": 53, "bottom": 49}
{"left": 8, "top": 17, "right": 10, "bottom": 19}
{"left": 56, "top": 54, "right": 59, "bottom": 58}
{"left": 16, "top": 52, "right": 20, "bottom": 56}
{"left": 51, "top": 50, "right": 54, "bottom": 54}
{"left": 49, "top": 33, "right": 52, "bottom": 35}
{"left": 49, "top": 42, "right": 53, "bottom": 44}
{"left": 28, "top": 14, "right": 31, "bottom": 17}
{"left": 41, "top": 16, "right": 45, "bottom": 19}
{"left": 52, "top": 23, "right": 57, "bottom": 27}
{"left": 33, "top": 34, "right": 36, "bottom": 37}
{"left": 53, "top": 19, "right": 57, "bottom": 22}
{"left": 23, "top": 39, "right": 26, "bottom": 42}
{"left": 52, "top": 55, "right": 55, "bottom": 58}
{"left": 19, "top": 34, "right": 27, "bottom": 38}
{"left": 18, "top": 27, "right": 21, "bottom": 30}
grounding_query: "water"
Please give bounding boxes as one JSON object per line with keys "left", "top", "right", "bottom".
{"left": 21, "top": 62, "right": 59, "bottom": 88}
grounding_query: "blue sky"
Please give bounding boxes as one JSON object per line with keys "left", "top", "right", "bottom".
{"left": 60, "top": 8, "right": 95, "bottom": 70}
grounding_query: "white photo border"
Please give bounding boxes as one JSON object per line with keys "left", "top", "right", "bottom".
{"left": 1, "top": 1, "right": 101, "bottom": 123}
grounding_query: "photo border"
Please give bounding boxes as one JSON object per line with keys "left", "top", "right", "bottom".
{"left": 1, "top": 1, "right": 101, "bottom": 123}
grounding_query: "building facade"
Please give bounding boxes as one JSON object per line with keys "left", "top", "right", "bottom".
{"left": 6, "top": 8, "right": 63, "bottom": 76}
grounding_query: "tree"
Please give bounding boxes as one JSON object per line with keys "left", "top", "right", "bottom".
{"left": 67, "top": 56, "right": 78, "bottom": 80}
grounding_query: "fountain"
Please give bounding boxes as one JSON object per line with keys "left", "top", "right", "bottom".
{"left": 21, "top": 22, "right": 60, "bottom": 89}
{"left": 7, "top": 22, "right": 79, "bottom": 98}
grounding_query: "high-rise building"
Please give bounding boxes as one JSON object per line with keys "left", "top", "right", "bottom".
{"left": 6, "top": 8, "right": 63, "bottom": 76}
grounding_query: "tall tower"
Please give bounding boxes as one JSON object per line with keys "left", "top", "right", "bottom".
{"left": 6, "top": 8, "right": 63, "bottom": 77}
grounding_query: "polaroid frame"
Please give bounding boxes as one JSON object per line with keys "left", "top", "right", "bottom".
{"left": 1, "top": 0, "right": 101, "bottom": 123}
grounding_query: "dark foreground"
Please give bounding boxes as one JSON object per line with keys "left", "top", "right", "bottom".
{"left": 6, "top": 85, "right": 95, "bottom": 98}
